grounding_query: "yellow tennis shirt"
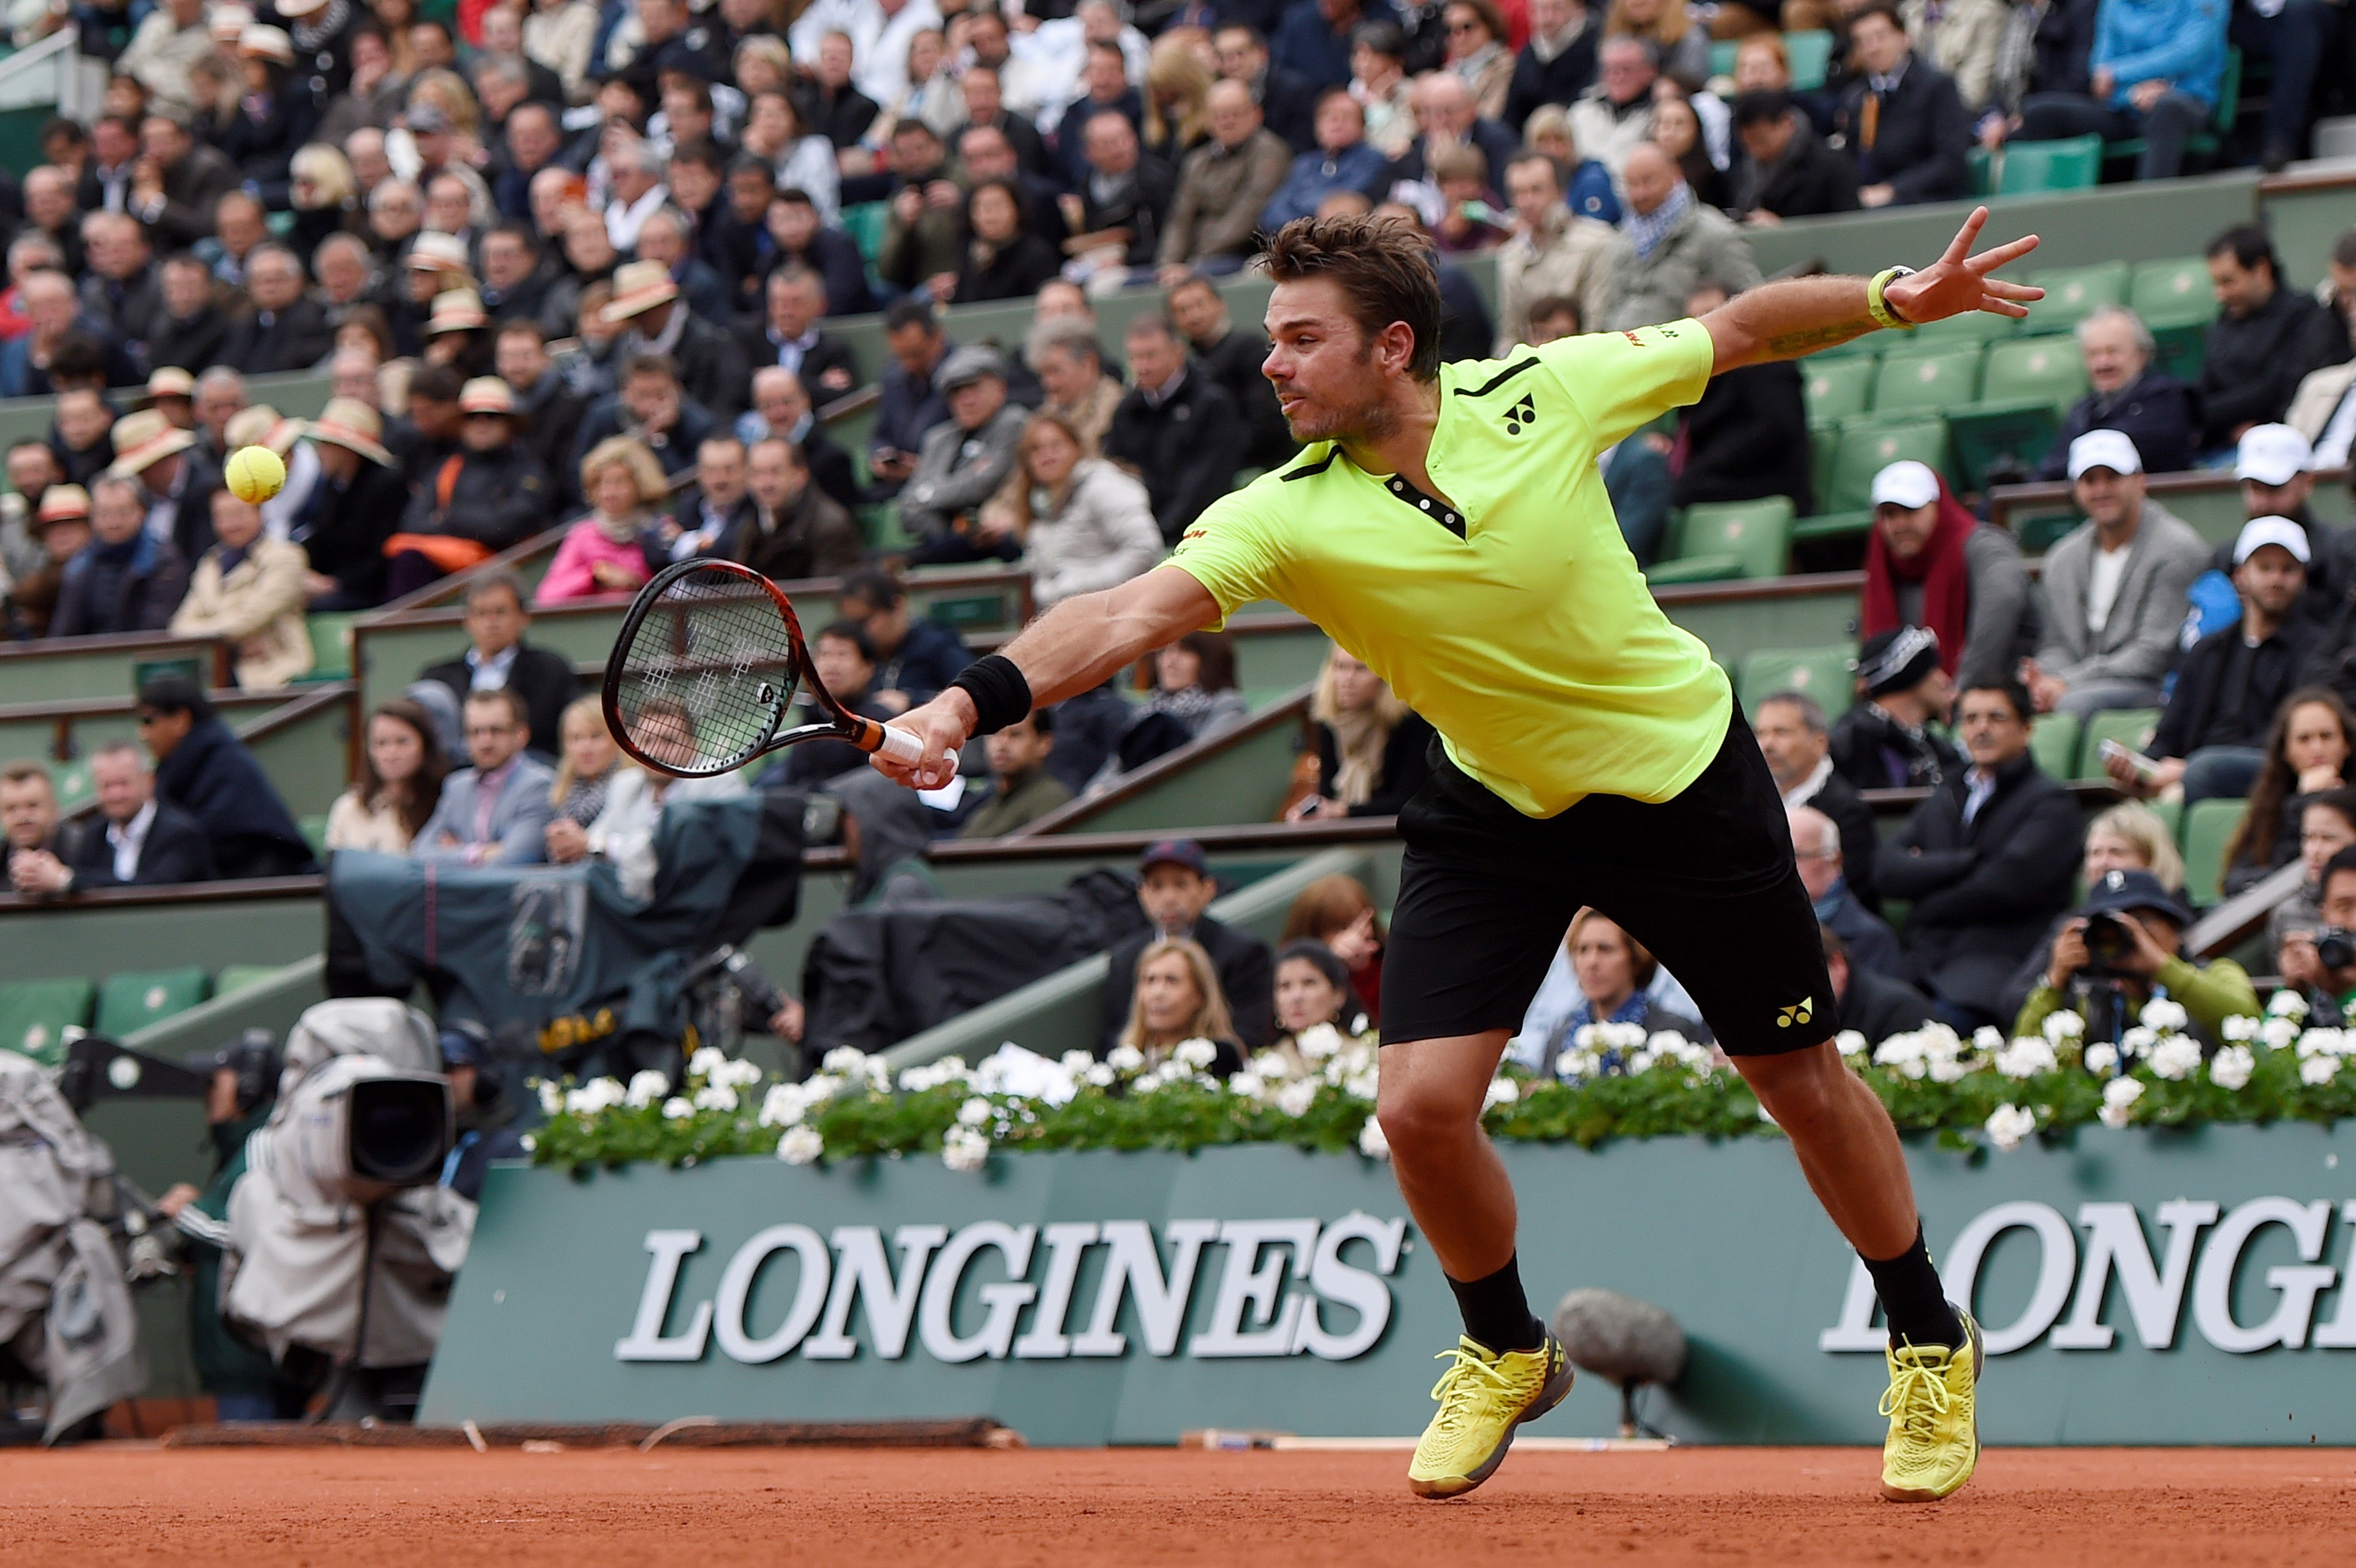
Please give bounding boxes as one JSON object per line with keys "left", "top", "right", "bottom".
{"left": 1165, "top": 319, "right": 1733, "bottom": 818}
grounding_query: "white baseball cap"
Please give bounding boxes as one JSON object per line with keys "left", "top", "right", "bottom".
{"left": 1869, "top": 459, "right": 1941, "bottom": 510}
{"left": 2234, "top": 514, "right": 2312, "bottom": 566}
{"left": 2067, "top": 428, "right": 2143, "bottom": 480}
{"left": 2236, "top": 423, "right": 2314, "bottom": 487}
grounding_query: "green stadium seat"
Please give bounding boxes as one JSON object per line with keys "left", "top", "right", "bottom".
{"left": 1824, "top": 419, "right": 1949, "bottom": 513}
{"left": 1804, "top": 358, "right": 1876, "bottom": 423}
{"left": 840, "top": 201, "right": 890, "bottom": 264}
{"left": 2075, "top": 707, "right": 2160, "bottom": 778}
{"left": 1791, "top": 509, "right": 1874, "bottom": 545}
{"left": 2022, "top": 261, "right": 2130, "bottom": 332}
{"left": 1996, "top": 134, "right": 2102, "bottom": 195}
{"left": 0, "top": 979, "right": 93, "bottom": 1067}
{"left": 1709, "top": 38, "right": 1738, "bottom": 76}
{"left": 1980, "top": 338, "right": 2090, "bottom": 415}
{"left": 1784, "top": 29, "right": 1833, "bottom": 88}
{"left": 303, "top": 612, "right": 359, "bottom": 682}
{"left": 1870, "top": 348, "right": 1983, "bottom": 413}
{"left": 2029, "top": 712, "right": 2080, "bottom": 779}
{"left": 2147, "top": 795, "right": 2182, "bottom": 847}
{"left": 299, "top": 814, "right": 331, "bottom": 858}
{"left": 1898, "top": 311, "right": 2015, "bottom": 352}
{"left": 1666, "top": 496, "right": 1796, "bottom": 581}
{"left": 2150, "top": 320, "right": 2208, "bottom": 385}
{"left": 2130, "top": 256, "right": 2217, "bottom": 327}
{"left": 1809, "top": 423, "right": 1841, "bottom": 509}
{"left": 214, "top": 965, "right": 282, "bottom": 998}
{"left": 1740, "top": 646, "right": 1856, "bottom": 716}
{"left": 95, "top": 967, "right": 209, "bottom": 1038}
{"left": 1949, "top": 400, "right": 2062, "bottom": 492}
{"left": 50, "top": 761, "right": 93, "bottom": 815}
{"left": 2180, "top": 796, "right": 2247, "bottom": 906}
{"left": 1966, "top": 143, "right": 1994, "bottom": 198}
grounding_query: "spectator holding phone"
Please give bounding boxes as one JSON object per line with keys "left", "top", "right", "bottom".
{"left": 2266, "top": 787, "right": 2356, "bottom": 1010}
{"left": 2013, "top": 869, "right": 2257, "bottom": 1050}
{"left": 2105, "top": 518, "right": 2317, "bottom": 806}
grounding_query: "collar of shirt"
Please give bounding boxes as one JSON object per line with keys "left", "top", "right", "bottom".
{"left": 1868, "top": 60, "right": 1909, "bottom": 93}
{"left": 1141, "top": 367, "right": 1186, "bottom": 408}
{"left": 1781, "top": 753, "right": 1835, "bottom": 806}
{"left": 769, "top": 326, "right": 818, "bottom": 355}
{"left": 1962, "top": 764, "right": 1998, "bottom": 823}
{"left": 1810, "top": 878, "right": 1853, "bottom": 922}
{"left": 107, "top": 797, "right": 156, "bottom": 880}
{"left": 466, "top": 643, "right": 522, "bottom": 688}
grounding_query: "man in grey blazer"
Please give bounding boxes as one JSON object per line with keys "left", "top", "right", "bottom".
{"left": 2022, "top": 430, "right": 2211, "bottom": 719}
{"left": 413, "top": 688, "right": 556, "bottom": 866}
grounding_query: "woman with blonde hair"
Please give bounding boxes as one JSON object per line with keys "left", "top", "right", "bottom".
{"left": 1142, "top": 33, "right": 1214, "bottom": 161}
{"left": 538, "top": 437, "right": 666, "bottom": 602}
{"left": 980, "top": 409, "right": 1163, "bottom": 610}
{"left": 289, "top": 143, "right": 366, "bottom": 257}
{"left": 545, "top": 693, "right": 630, "bottom": 829}
{"left": 1115, "top": 937, "right": 1245, "bottom": 1075}
{"left": 404, "top": 69, "right": 482, "bottom": 140}
{"left": 1993, "top": 800, "right": 2192, "bottom": 1024}
{"left": 1288, "top": 643, "right": 1434, "bottom": 821}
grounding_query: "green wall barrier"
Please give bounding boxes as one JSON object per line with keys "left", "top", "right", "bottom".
{"left": 1021, "top": 687, "right": 1310, "bottom": 838}
{"left": 238, "top": 688, "right": 355, "bottom": 817}
{"left": 0, "top": 634, "right": 228, "bottom": 707}
{"left": 421, "top": 1119, "right": 2356, "bottom": 1445}
{"left": 1746, "top": 173, "right": 2263, "bottom": 282}
{"left": 0, "top": 885, "right": 322, "bottom": 987}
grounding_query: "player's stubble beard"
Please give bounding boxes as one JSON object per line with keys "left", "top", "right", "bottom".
{"left": 1277, "top": 338, "right": 1397, "bottom": 448}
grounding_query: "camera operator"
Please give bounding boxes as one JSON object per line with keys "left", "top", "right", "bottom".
{"left": 2014, "top": 869, "right": 2258, "bottom": 1049}
{"left": 2280, "top": 845, "right": 2356, "bottom": 1014}
{"left": 153, "top": 1031, "right": 308, "bottom": 1422}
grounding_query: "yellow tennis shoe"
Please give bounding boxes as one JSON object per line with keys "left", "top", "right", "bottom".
{"left": 1407, "top": 1334, "right": 1575, "bottom": 1499}
{"left": 1878, "top": 1311, "right": 1983, "bottom": 1502}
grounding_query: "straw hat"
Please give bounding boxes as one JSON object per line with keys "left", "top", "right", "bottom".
{"left": 239, "top": 23, "right": 296, "bottom": 63}
{"left": 33, "top": 485, "right": 90, "bottom": 530}
{"left": 305, "top": 398, "right": 395, "bottom": 467}
{"left": 107, "top": 409, "right": 197, "bottom": 477}
{"left": 600, "top": 259, "right": 679, "bottom": 325}
{"left": 144, "top": 367, "right": 196, "bottom": 401}
{"left": 458, "top": 377, "right": 516, "bottom": 416}
{"left": 225, "top": 404, "right": 302, "bottom": 457}
{"left": 427, "top": 288, "right": 489, "bottom": 334}
{"left": 406, "top": 232, "right": 472, "bottom": 274}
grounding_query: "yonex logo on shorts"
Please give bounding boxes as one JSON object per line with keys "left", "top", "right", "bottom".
{"left": 1778, "top": 999, "right": 1814, "bottom": 1028}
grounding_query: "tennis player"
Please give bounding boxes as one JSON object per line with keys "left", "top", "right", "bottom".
{"left": 879, "top": 207, "right": 2041, "bottom": 1503}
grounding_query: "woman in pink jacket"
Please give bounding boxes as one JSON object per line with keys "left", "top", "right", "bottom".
{"left": 537, "top": 436, "right": 667, "bottom": 603}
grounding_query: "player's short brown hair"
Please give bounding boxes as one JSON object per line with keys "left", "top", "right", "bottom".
{"left": 1260, "top": 214, "right": 1444, "bottom": 383}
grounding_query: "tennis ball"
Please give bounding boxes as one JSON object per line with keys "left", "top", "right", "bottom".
{"left": 226, "top": 444, "right": 287, "bottom": 504}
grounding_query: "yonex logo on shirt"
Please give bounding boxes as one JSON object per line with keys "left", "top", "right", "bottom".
{"left": 1503, "top": 394, "right": 1536, "bottom": 436}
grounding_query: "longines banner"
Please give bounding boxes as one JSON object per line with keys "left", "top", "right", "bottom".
{"left": 421, "top": 1127, "right": 2356, "bottom": 1444}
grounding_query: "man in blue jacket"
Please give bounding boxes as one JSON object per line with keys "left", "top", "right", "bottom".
{"left": 2011, "top": 0, "right": 2225, "bottom": 179}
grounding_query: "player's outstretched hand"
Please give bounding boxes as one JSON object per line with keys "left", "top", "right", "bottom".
{"left": 1883, "top": 206, "right": 2045, "bottom": 325}
{"left": 873, "top": 691, "right": 972, "bottom": 791}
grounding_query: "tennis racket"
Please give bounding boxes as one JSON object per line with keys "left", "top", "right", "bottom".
{"left": 600, "top": 558, "right": 926, "bottom": 779}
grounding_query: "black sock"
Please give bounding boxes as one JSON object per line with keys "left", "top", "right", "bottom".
{"left": 1861, "top": 1225, "right": 1964, "bottom": 1350}
{"left": 1445, "top": 1253, "right": 1546, "bottom": 1353}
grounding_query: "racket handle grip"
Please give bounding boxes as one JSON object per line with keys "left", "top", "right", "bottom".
{"left": 872, "top": 723, "right": 926, "bottom": 765}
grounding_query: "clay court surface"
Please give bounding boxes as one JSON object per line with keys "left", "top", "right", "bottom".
{"left": 5, "top": 1445, "right": 2356, "bottom": 1566}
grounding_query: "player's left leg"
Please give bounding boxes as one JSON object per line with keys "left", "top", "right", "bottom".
{"left": 1584, "top": 708, "right": 1981, "bottom": 1502}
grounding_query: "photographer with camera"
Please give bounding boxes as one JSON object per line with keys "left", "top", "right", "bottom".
{"left": 153, "top": 1030, "right": 309, "bottom": 1422}
{"left": 2279, "top": 845, "right": 2356, "bottom": 1015}
{"left": 2013, "top": 869, "right": 2258, "bottom": 1050}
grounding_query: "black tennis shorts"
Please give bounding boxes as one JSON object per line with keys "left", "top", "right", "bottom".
{"left": 1380, "top": 705, "right": 1836, "bottom": 1057}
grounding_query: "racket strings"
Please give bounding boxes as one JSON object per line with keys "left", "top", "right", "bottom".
{"left": 611, "top": 569, "right": 801, "bottom": 773}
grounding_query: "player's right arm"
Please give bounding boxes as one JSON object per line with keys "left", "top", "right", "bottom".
{"left": 875, "top": 565, "right": 1222, "bottom": 789}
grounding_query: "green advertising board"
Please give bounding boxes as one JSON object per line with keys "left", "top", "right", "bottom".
{"left": 421, "top": 1125, "right": 2356, "bottom": 1446}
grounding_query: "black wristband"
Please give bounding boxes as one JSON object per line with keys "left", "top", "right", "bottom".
{"left": 949, "top": 653, "right": 1033, "bottom": 736}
